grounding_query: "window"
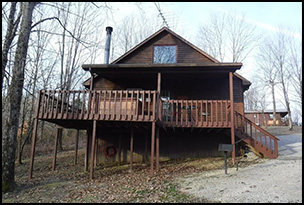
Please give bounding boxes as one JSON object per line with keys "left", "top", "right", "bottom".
{"left": 269, "top": 114, "right": 274, "bottom": 119}
{"left": 153, "top": 45, "right": 177, "bottom": 64}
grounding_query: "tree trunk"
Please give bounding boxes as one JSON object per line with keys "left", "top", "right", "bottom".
{"left": 271, "top": 83, "right": 277, "bottom": 126}
{"left": 2, "top": 2, "right": 21, "bottom": 90}
{"left": 2, "top": 2, "right": 37, "bottom": 192}
{"left": 281, "top": 76, "right": 293, "bottom": 130}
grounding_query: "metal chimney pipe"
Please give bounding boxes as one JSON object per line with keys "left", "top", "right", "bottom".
{"left": 104, "top": 26, "right": 113, "bottom": 64}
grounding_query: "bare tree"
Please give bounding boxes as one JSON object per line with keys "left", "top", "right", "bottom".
{"left": 111, "top": 13, "right": 162, "bottom": 62}
{"left": 244, "top": 82, "right": 270, "bottom": 126}
{"left": 2, "top": 2, "right": 22, "bottom": 90}
{"left": 257, "top": 88, "right": 270, "bottom": 127}
{"left": 269, "top": 27, "right": 293, "bottom": 130}
{"left": 197, "top": 12, "right": 226, "bottom": 62}
{"left": 255, "top": 37, "right": 281, "bottom": 126}
{"left": 2, "top": 2, "right": 38, "bottom": 192}
{"left": 244, "top": 83, "right": 259, "bottom": 111}
{"left": 288, "top": 29, "right": 302, "bottom": 117}
{"left": 196, "top": 10, "right": 259, "bottom": 63}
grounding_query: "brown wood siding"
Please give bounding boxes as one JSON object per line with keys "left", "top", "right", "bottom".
{"left": 233, "top": 75, "right": 243, "bottom": 103}
{"left": 234, "top": 103, "right": 244, "bottom": 116}
{"left": 93, "top": 76, "right": 124, "bottom": 90}
{"left": 117, "top": 32, "right": 214, "bottom": 64}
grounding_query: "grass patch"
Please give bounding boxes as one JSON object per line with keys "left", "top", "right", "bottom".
{"left": 160, "top": 182, "right": 190, "bottom": 202}
{"left": 40, "top": 181, "right": 66, "bottom": 189}
{"left": 2, "top": 198, "right": 14, "bottom": 203}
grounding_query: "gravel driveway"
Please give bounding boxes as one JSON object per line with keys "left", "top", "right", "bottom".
{"left": 176, "top": 133, "right": 302, "bottom": 203}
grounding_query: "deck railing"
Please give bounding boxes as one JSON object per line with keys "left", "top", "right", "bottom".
{"left": 37, "top": 90, "right": 158, "bottom": 122}
{"left": 234, "top": 111, "right": 279, "bottom": 157}
{"left": 161, "top": 100, "right": 231, "bottom": 128}
{"left": 36, "top": 90, "right": 232, "bottom": 128}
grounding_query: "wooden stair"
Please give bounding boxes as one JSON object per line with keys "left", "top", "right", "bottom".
{"left": 234, "top": 111, "right": 279, "bottom": 159}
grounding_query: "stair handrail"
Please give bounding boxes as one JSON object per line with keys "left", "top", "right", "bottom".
{"left": 234, "top": 111, "right": 279, "bottom": 141}
{"left": 234, "top": 111, "right": 279, "bottom": 158}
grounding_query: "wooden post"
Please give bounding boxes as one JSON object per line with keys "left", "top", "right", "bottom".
{"left": 29, "top": 118, "right": 38, "bottom": 179}
{"left": 84, "top": 127, "right": 91, "bottom": 171}
{"left": 157, "top": 72, "right": 161, "bottom": 93}
{"left": 157, "top": 73, "right": 161, "bottom": 120}
{"left": 144, "top": 133, "right": 148, "bottom": 165}
{"left": 130, "top": 128, "right": 134, "bottom": 171}
{"left": 156, "top": 126, "right": 160, "bottom": 171}
{"left": 29, "top": 90, "right": 42, "bottom": 179}
{"left": 90, "top": 120, "right": 97, "bottom": 179}
{"left": 229, "top": 72, "right": 236, "bottom": 164}
{"left": 118, "top": 134, "right": 122, "bottom": 165}
{"left": 74, "top": 129, "right": 79, "bottom": 165}
{"left": 94, "top": 138, "right": 98, "bottom": 167}
{"left": 52, "top": 128, "right": 61, "bottom": 171}
{"left": 150, "top": 122, "right": 155, "bottom": 176}
{"left": 89, "top": 68, "right": 94, "bottom": 91}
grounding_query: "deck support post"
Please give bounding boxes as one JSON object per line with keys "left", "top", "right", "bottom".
{"left": 29, "top": 118, "right": 38, "bottom": 179}
{"left": 130, "top": 128, "right": 134, "bottom": 171}
{"left": 94, "top": 138, "right": 98, "bottom": 167}
{"left": 84, "top": 127, "right": 91, "bottom": 171}
{"left": 74, "top": 129, "right": 79, "bottom": 165}
{"left": 144, "top": 133, "right": 148, "bottom": 165}
{"left": 90, "top": 120, "right": 97, "bottom": 180}
{"left": 52, "top": 128, "right": 62, "bottom": 171}
{"left": 229, "top": 72, "right": 236, "bottom": 164}
{"left": 157, "top": 72, "right": 161, "bottom": 93}
{"left": 156, "top": 126, "right": 160, "bottom": 171}
{"left": 150, "top": 121, "right": 156, "bottom": 176}
{"left": 118, "top": 134, "right": 122, "bottom": 165}
{"left": 29, "top": 91, "right": 42, "bottom": 179}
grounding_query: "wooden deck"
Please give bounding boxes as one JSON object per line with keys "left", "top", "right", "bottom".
{"left": 35, "top": 90, "right": 232, "bottom": 128}
{"left": 161, "top": 100, "right": 231, "bottom": 128}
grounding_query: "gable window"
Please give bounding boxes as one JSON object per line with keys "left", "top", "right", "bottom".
{"left": 153, "top": 45, "right": 177, "bottom": 64}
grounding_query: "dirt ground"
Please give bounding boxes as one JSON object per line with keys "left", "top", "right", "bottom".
{"left": 177, "top": 126, "right": 302, "bottom": 203}
{"left": 2, "top": 126, "right": 302, "bottom": 203}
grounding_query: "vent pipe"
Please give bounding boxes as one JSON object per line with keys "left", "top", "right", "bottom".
{"left": 104, "top": 26, "right": 113, "bottom": 64}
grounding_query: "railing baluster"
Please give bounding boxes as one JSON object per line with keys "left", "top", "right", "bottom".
{"left": 211, "top": 100, "right": 214, "bottom": 127}
{"left": 190, "top": 100, "right": 193, "bottom": 127}
{"left": 108, "top": 91, "right": 112, "bottom": 120}
{"left": 195, "top": 100, "right": 198, "bottom": 127}
{"left": 148, "top": 91, "right": 151, "bottom": 121}
{"left": 130, "top": 91, "right": 133, "bottom": 120}
{"left": 53, "top": 91, "right": 59, "bottom": 119}
{"left": 175, "top": 101, "right": 177, "bottom": 126}
{"left": 265, "top": 135, "right": 268, "bottom": 149}
{"left": 135, "top": 91, "right": 139, "bottom": 121}
{"left": 104, "top": 90, "right": 107, "bottom": 120}
{"left": 270, "top": 138, "right": 273, "bottom": 153}
{"left": 113, "top": 91, "right": 117, "bottom": 120}
{"left": 200, "top": 101, "right": 203, "bottom": 126}
{"left": 185, "top": 100, "right": 188, "bottom": 127}
{"left": 152, "top": 91, "right": 156, "bottom": 121}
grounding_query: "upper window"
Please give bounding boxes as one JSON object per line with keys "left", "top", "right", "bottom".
{"left": 153, "top": 45, "right": 177, "bottom": 64}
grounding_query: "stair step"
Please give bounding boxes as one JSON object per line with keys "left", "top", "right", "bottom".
{"left": 235, "top": 129, "right": 277, "bottom": 159}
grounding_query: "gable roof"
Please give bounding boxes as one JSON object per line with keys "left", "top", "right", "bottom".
{"left": 111, "top": 26, "right": 220, "bottom": 64}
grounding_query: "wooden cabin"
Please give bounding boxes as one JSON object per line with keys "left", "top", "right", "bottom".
{"left": 245, "top": 109, "right": 288, "bottom": 126}
{"left": 29, "top": 27, "right": 279, "bottom": 180}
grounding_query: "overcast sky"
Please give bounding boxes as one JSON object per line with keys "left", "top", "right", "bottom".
{"left": 105, "top": 2, "right": 301, "bottom": 76}
{"left": 102, "top": 2, "right": 302, "bottom": 113}
{"left": 105, "top": 2, "right": 302, "bottom": 39}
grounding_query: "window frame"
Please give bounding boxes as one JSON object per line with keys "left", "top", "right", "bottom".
{"left": 153, "top": 44, "right": 177, "bottom": 64}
